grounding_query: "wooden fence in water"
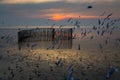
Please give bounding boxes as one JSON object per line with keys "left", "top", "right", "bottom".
{"left": 18, "top": 28, "right": 73, "bottom": 49}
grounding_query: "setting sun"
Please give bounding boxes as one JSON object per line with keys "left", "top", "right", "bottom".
{"left": 51, "top": 14, "right": 66, "bottom": 21}
{"left": 47, "top": 13, "right": 99, "bottom": 21}
{"left": 49, "top": 14, "right": 77, "bottom": 21}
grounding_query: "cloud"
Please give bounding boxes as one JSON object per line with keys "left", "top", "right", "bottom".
{"left": 0, "top": 0, "right": 61, "bottom": 4}
{"left": 0, "top": 0, "right": 120, "bottom": 26}
{"left": 0, "top": 1, "right": 120, "bottom": 17}
{"left": 0, "top": 0, "right": 117, "bottom": 4}
{"left": 66, "top": 0, "right": 116, "bottom": 3}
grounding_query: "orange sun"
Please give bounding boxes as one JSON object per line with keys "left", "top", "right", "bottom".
{"left": 47, "top": 13, "right": 98, "bottom": 21}
{"left": 51, "top": 14, "right": 65, "bottom": 21}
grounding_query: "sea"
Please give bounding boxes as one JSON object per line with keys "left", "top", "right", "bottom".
{"left": 0, "top": 25, "right": 120, "bottom": 49}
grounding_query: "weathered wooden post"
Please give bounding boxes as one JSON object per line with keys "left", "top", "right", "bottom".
{"left": 18, "top": 28, "right": 73, "bottom": 49}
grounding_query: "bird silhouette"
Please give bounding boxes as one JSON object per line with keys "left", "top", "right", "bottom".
{"left": 99, "top": 44, "right": 103, "bottom": 53}
{"left": 55, "top": 58, "right": 62, "bottom": 67}
{"left": 106, "top": 66, "right": 118, "bottom": 79}
{"left": 78, "top": 44, "right": 81, "bottom": 50}
{"left": 87, "top": 5, "right": 93, "bottom": 9}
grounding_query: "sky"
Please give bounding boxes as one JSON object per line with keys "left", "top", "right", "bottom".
{"left": 0, "top": 0, "right": 120, "bottom": 27}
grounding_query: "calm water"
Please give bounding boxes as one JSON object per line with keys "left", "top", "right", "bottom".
{"left": 0, "top": 26, "right": 120, "bottom": 49}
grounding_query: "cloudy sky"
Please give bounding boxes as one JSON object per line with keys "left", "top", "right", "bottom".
{"left": 0, "top": 0, "right": 120, "bottom": 26}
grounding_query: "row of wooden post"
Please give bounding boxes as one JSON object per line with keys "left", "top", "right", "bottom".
{"left": 18, "top": 28, "right": 73, "bottom": 49}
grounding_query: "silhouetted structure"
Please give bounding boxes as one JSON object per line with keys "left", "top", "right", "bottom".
{"left": 18, "top": 28, "right": 73, "bottom": 50}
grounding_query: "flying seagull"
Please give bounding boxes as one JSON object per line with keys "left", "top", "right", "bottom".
{"left": 87, "top": 5, "right": 93, "bottom": 9}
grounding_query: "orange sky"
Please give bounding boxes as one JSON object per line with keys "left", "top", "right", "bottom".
{"left": 49, "top": 14, "right": 98, "bottom": 21}
{"left": 25, "top": 12, "right": 118, "bottom": 21}
{"left": 31, "top": 13, "right": 101, "bottom": 21}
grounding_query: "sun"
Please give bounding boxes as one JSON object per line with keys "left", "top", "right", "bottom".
{"left": 51, "top": 14, "right": 65, "bottom": 21}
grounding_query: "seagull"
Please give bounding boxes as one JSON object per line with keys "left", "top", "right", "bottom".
{"left": 78, "top": 44, "right": 81, "bottom": 50}
{"left": 99, "top": 44, "right": 103, "bottom": 53}
{"left": 106, "top": 66, "right": 118, "bottom": 79}
{"left": 74, "top": 20, "right": 80, "bottom": 28}
{"left": 101, "top": 30, "right": 105, "bottom": 36}
{"left": 97, "top": 31, "right": 100, "bottom": 35}
{"left": 31, "top": 44, "right": 37, "bottom": 50}
{"left": 87, "top": 5, "right": 93, "bottom": 9}
{"left": 67, "top": 18, "right": 72, "bottom": 22}
{"left": 98, "top": 19, "right": 101, "bottom": 26}
{"left": 93, "top": 25, "right": 97, "bottom": 30}
{"left": 67, "top": 65, "right": 74, "bottom": 80}
{"left": 90, "top": 36, "right": 94, "bottom": 40}
{"left": 106, "top": 23, "right": 110, "bottom": 29}
{"left": 55, "top": 58, "right": 62, "bottom": 67}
